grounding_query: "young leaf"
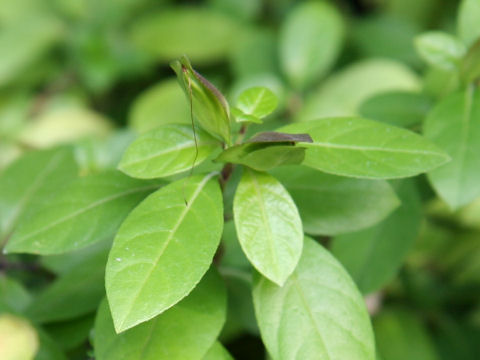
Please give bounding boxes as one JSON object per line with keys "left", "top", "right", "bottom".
{"left": 5, "top": 171, "right": 161, "bottom": 255}
{"left": 271, "top": 166, "right": 400, "bottom": 236}
{"left": 0, "top": 147, "right": 77, "bottom": 242}
{"left": 233, "top": 168, "right": 303, "bottom": 285}
{"left": 280, "top": 117, "right": 450, "bottom": 179}
{"left": 461, "top": 39, "right": 480, "bottom": 83}
{"left": 359, "top": 91, "right": 433, "bottom": 128}
{"left": 171, "top": 56, "right": 231, "bottom": 144}
{"left": 253, "top": 237, "right": 376, "bottom": 360}
{"left": 424, "top": 88, "right": 480, "bottom": 209}
{"left": 106, "top": 173, "right": 223, "bottom": 332}
{"left": 118, "top": 124, "right": 220, "bottom": 179}
{"left": 96, "top": 269, "right": 226, "bottom": 360}
{"left": 415, "top": 31, "right": 466, "bottom": 70}
{"left": 26, "top": 248, "right": 108, "bottom": 323}
{"left": 332, "top": 180, "right": 422, "bottom": 294}
{"left": 234, "top": 86, "right": 278, "bottom": 122}
{"left": 202, "top": 342, "right": 234, "bottom": 360}
{"left": 458, "top": 0, "right": 480, "bottom": 47}
{"left": 280, "top": 1, "right": 344, "bottom": 89}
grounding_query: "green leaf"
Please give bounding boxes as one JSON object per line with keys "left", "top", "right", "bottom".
{"left": 253, "top": 237, "right": 376, "bottom": 360}
{"left": 5, "top": 171, "right": 161, "bottom": 255}
{"left": 44, "top": 314, "right": 95, "bottom": 351}
{"left": 271, "top": 166, "right": 400, "bottom": 236}
{"left": 96, "top": 269, "right": 226, "bottom": 360}
{"left": 231, "top": 108, "right": 262, "bottom": 124}
{"left": 130, "top": 8, "right": 239, "bottom": 63}
{"left": 35, "top": 327, "right": 67, "bottom": 360}
{"left": 458, "top": 0, "right": 480, "bottom": 47}
{"left": 415, "top": 31, "right": 466, "bottom": 70}
{"left": 129, "top": 78, "right": 190, "bottom": 133}
{"left": 461, "top": 39, "right": 480, "bottom": 83}
{"left": 119, "top": 124, "right": 219, "bottom": 179}
{"left": 0, "top": 147, "right": 78, "bottom": 243}
{"left": 332, "top": 180, "right": 422, "bottom": 294}
{"left": 233, "top": 168, "right": 303, "bottom": 285}
{"left": 424, "top": 88, "right": 480, "bottom": 209}
{"left": 26, "top": 247, "right": 108, "bottom": 323}
{"left": 202, "top": 342, "right": 234, "bottom": 360}
{"left": 280, "top": 117, "right": 450, "bottom": 179}
{"left": 216, "top": 143, "right": 306, "bottom": 172}
{"left": 280, "top": 1, "right": 344, "bottom": 89}
{"left": 235, "top": 86, "right": 278, "bottom": 120}
{"left": 374, "top": 308, "right": 440, "bottom": 360}
{"left": 0, "top": 276, "right": 32, "bottom": 313}
{"left": 296, "top": 59, "right": 420, "bottom": 121}
{"left": 171, "top": 56, "right": 231, "bottom": 144}
{"left": 359, "top": 91, "right": 433, "bottom": 128}
{"left": 106, "top": 173, "right": 223, "bottom": 332}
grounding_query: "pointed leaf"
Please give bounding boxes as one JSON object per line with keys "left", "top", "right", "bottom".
{"left": 458, "top": 0, "right": 480, "bottom": 47}
{"left": 271, "top": 166, "right": 400, "bottom": 236}
{"left": 253, "top": 237, "right": 376, "bottom": 360}
{"left": 415, "top": 31, "right": 466, "bottom": 70}
{"left": 235, "top": 86, "right": 278, "bottom": 119}
{"left": 119, "top": 124, "right": 219, "bottom": 179}
{"left": 424, "top": 89, "right": 480, "bottom": 209}
{"left": 280, "top": 117, "right": 450, "bottom": 179}
{"left": 5, "top": 171, "right": 161, "bottom": 255}
{"left": 106, "top": 173, "right": 223, "bottom": 332}
{"left": 202, "top": 342, "right": 234, "bottom": 360}
{"left": 171, "top": 56, "right": 231, "bottom": 144}
{"left": 234, "top": 169, "right": 303, "bottom": 285}
{"left": 332, "top": 180, "right": 422, "bottom": 294}
{"left": 0, "top": 147, "right": 77, "bottom": 242}
{"left": 96, "top": 269, "right": 226, "bottom": 360}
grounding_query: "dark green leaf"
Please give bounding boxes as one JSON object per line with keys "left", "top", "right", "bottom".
{"left": 272, "top": 166, "right": 400, "bottom": 236}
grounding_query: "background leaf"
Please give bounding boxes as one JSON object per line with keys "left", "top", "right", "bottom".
{"left": 332, "top": 180, "right": 422, "bottom": 294}
{"left": 281, "top": 117, "right": 449, "bottom": 179}
{"left": 424, "top": 88, "right": 480, "bottom": 209}
{"left": 415, "top": 31, "right": 466, "bottom": 70}
{"left": 271, "top": 166, "right": 400, "bottom": 236}
{"left": 234, "top": 169, "right": 303, "bottom": 285}
{"left": 96, "top": 269, "right": 226, "bottom": 360}
{"left": 235, "top": 86, "right": 278, "bottom": 120}
{"left": 279, "top": 1, "right": 344, "bottom": 89}
{"left": 6, "top": 171, "right": 161, "bottom": 255}
{"left": 458, "top": 0, "right": 480, "bottom": 47}
{"left": 119, "top": 124, "right": 219, "bottom": 179}
{"left": 253, "top": 237, "right": 375, "bottom": 360}
{"left": 106, "top": 173, "right": 223, "bottom": 332}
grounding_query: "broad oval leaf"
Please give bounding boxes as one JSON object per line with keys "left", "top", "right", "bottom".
{"left": 106, "top": 173, "right": 223, "bottom": 332}
{"left": 253, "top": 237, "right": 376, "bottom": 360}
{"left": 415, "top": 31, "right": 466, "bottom": 70}
{"left": 332, "top": 180, "right": 422, "bottom": 294}
{"left": 233, "top": 169, "right": 303, "bottom": 285}
{"left": 271, "top": 166, "right": 400, "bottom": 236}
{"left": 280, "top": 117, "right": 450, "bottom": 179}
{"left": 0, "top": 147, "right": 77, "bottom": 242}
{"left": 96, "top": 269, "right": 226, "bottom": 360}
{"left": 118, "top": 124, "right": 219, "bottom": 179}
{"left": 5, "top": 171, "right": 161, "bottom": 255}
{"left": 424, "top": 89, "right": 480, "bottom": 209}
{"left": 235, "top": 86, "right": 278, "bottom": 119}
{"left": 458, "top": 0, "right": 480, "bottom": 47}
{"left": 280, "top": 1, "right": 344, "bottom": 89}
{"left": 171, "top": 56, "right": 231, "bottom": 144}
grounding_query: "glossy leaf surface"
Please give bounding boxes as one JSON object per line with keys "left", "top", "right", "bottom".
{"left": 280, "top": 1, "right": 343, "bottom": 89}
{"left": 280, "top": 117, "right": 450, "bottom": 179}
{"left": 272, "top": 166, "right": 399, "bottom": 235}
{"left": 6, "top": 171, "right": 160, "bottom": 255}
{"left": 234, "top": 169, "right": 303, "bottom": 285}
{"left": 119, "top": 124, "right": 219, "bottom": 179}
{"left": 253, "top": 237, "right": 375, "bottom": 360}
{"left": 332, "top": 180, "right": 422, "bottom": 294}
{"left": 424, "top": 89, "right": 480, "bottom": 209}
{"left": 96, "top": 270, "right": 226, "bottom": 360}
{"left": 106, "top": 173, "right": 223, "bottom": 332}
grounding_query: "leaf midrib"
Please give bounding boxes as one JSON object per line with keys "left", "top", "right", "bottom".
{"left": 303, "top": 142, "right": 445, "bottom": 156}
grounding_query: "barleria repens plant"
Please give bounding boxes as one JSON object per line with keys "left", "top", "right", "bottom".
{"left": 2, "top": 1, "right": 480, "bottom": 359}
